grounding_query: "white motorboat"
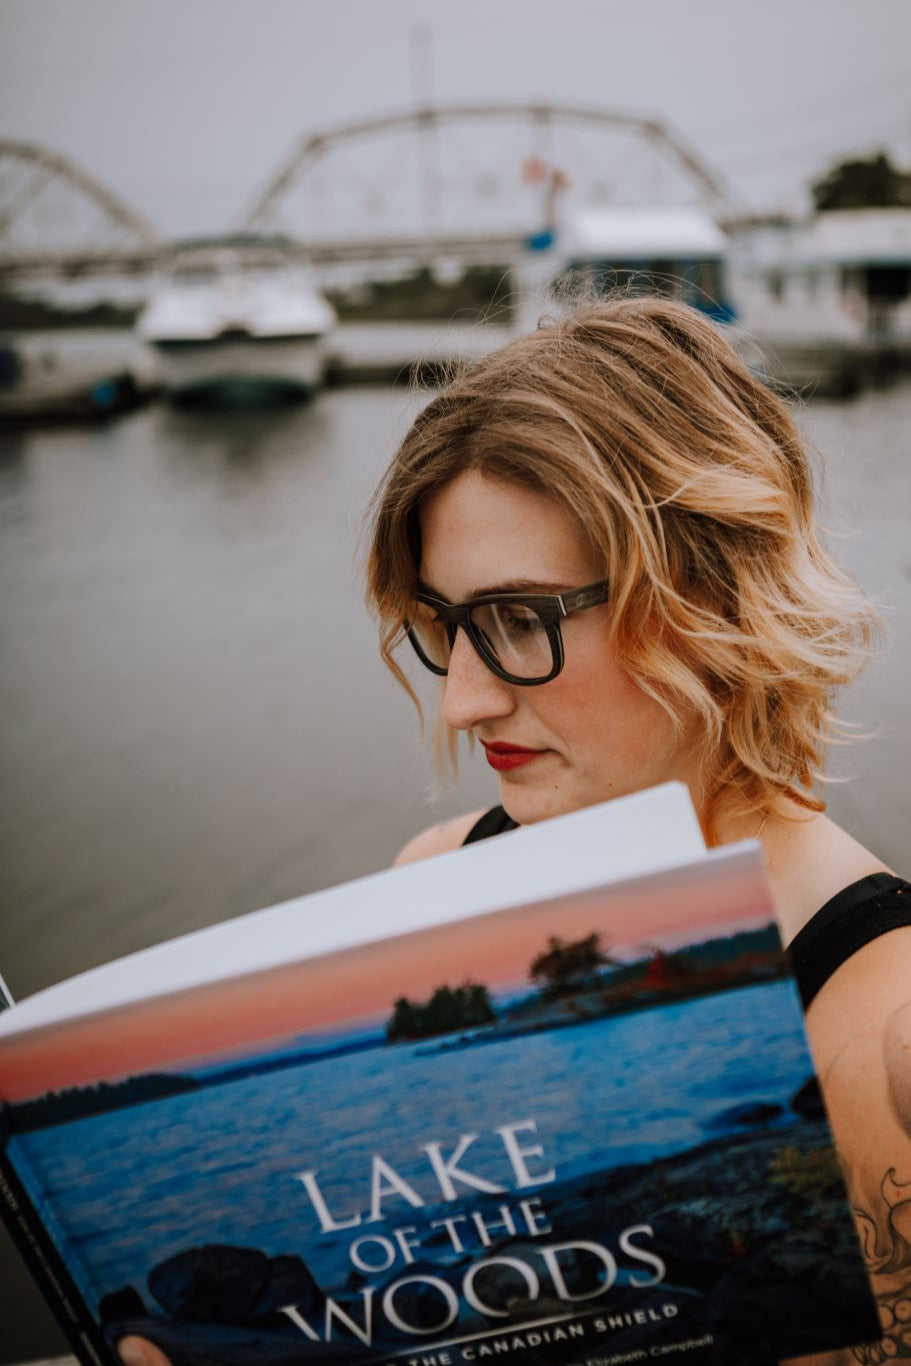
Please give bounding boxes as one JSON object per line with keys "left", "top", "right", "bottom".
{"left": 138, "top": 236, "right": 336, "bottom": 399}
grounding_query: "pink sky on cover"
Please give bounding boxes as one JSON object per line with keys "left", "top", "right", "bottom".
{"left": 0, "top": 852, "right": 774, "bottom": 1101}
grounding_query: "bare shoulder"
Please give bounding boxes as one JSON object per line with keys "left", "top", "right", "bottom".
{"left": 392, "top": 809, "right": 489, "bottom": 867}
{"left": 769, "top": 811, "right": 893, "bottom": 946}
{"left": 782, "top": 811, "right": 908, "bottom": 1069}
{"left": 767, "top": 809, "right": 906, "bottom": 1063}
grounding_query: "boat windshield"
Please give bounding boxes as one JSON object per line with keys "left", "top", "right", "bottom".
{"left": 558, "top": 257, "right": 725, "bottom": 310}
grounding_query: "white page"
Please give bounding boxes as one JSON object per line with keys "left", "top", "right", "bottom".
{"left": 0, "top": 782, "right": 704, "bottom": 1038}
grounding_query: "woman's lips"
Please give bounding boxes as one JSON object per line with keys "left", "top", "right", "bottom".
{"left": 482, "top": 742, "right": 547, "bottom": 772}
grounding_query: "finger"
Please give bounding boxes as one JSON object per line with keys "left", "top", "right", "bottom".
{"left": 118, "top": 1335, "right": 174, "bottom": 1366}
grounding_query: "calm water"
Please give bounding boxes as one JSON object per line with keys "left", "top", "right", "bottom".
{"left": 0, "top": 379, "right": 910, "bottom": 1003}
{"left": 14, "top": 981, "right": 811, "bottom": 1317}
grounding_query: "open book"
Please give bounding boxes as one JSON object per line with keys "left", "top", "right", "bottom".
{"left": 0, "top": 783, "right": 877, "bottom": 1366}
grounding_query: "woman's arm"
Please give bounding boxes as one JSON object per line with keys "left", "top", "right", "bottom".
{"left": 783, "top": 925, "right": 911, "bottom": 1365}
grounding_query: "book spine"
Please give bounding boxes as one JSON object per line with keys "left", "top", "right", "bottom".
{"left": 0, "top": 1124, "right": 120, "bottom": 1366}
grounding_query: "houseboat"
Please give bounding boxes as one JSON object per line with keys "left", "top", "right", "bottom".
{"left": 519, "top": 206, "right": 737, "bottom": 327}
{"left": 729, "top": 208, "right": 911, "bottom": 393}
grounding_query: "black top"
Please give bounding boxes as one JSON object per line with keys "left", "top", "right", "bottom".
{"left": 463, "top": 805, "right": 911, "bottom": 1009}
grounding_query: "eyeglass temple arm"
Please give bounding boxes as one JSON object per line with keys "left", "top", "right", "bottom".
{"left": 558, "top": 581, "right": 610, "bottom": 616}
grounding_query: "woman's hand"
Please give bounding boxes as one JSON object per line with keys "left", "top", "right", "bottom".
{"left": 118, "top": 1336, "right": 173, "bottom": 1366}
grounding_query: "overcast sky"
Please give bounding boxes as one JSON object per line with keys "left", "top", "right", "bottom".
{"left": 1, "top": 0, "right": 909, "bottom": 237}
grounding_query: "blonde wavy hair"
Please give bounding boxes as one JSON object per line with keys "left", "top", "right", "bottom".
{"left": 365, "top": 296, "right": 878, "bottom": 838}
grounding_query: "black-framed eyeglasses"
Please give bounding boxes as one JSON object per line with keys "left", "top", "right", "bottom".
{"left": 405, "top": 580, "right": 611, "bottom": 686}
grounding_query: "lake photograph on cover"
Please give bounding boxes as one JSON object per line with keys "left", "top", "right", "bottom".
{"left": 1, "top": 852, "right": 879, "bottom": 1365}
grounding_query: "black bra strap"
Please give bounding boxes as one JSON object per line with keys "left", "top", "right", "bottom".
{"left": 788, "top": 873, "right": 911, "bottom": 1009}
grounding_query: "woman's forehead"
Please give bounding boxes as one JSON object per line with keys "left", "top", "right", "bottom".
{"left": 417, "top": 470, "right": 601, "bottom": 598}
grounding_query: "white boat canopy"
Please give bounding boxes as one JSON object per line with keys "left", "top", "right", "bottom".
{"left": 560, "top": 207, "right": 728, "bottom": 258}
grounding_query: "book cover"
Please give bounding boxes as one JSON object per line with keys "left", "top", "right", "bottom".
{"left": 0, "top": 841, "right": 878, "bottom": 1366}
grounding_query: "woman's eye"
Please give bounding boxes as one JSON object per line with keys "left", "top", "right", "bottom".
{"left": 501, "top": 606, "right": 544, "bottom": 633}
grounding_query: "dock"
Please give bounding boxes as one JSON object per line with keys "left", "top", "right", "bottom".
{"left": 0, "top": 331, "right": 159, "bottom": 423}
{"left": 326, "top": 320, "right": 514, "bottom": 385}
{"left": 0, "top": 322, "right": 518, "bottom": 422}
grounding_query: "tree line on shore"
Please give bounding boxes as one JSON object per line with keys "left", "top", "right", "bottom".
{"left": 384, "top": 923, "right": 785, "bottom": 1042}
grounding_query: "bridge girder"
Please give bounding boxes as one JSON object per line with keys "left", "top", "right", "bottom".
{"left": 0, "top": 139, "right": 160, "bottom": 279}
{"left": 241, "top": 101, "right": 741, "bottom": 237}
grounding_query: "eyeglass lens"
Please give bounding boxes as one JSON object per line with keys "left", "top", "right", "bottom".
{"left": 409, "top": 600, "right": 555, "bottom": 680}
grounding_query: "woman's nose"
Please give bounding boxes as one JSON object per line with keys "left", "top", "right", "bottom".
{"left": 441, "top": 627, "right": 516, "bottom": 732}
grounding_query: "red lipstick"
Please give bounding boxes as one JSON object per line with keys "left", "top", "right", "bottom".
{"left": 481, "top": 741, "right": 546, "bottom": 772}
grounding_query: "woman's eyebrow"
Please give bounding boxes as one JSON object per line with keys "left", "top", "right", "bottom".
{"left": 417, "top": 577, "right": 570, "bottom": 598}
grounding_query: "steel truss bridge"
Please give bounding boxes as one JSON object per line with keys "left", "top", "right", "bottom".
{"left": 0, "top": 104, "right": 740, "bottom": 284}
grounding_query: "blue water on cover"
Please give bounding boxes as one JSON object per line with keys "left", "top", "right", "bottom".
{"left": 12, "top": 979, "right": 812, "bottom": 1316}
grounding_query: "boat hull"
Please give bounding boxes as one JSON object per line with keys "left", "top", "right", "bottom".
{"left": 152, "top": 332, "right": 330, "bottom": 398}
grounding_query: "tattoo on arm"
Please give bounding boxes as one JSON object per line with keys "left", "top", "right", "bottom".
{"left": 847, "top": 1002, "right": 911, "bottom": 1362}
{"left": 850, "top": 1171, "right": 911, "bottom": 1360}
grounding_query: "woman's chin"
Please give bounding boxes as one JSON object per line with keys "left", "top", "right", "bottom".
{"left": 498, "top": 779, "right": 582, "bottom": 827}
{"left": 497, "top": 767, "right": 635, "bottom": 826}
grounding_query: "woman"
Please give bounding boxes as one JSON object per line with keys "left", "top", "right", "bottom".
{"left": 361, "top": 297, "right": 911, "bottom": 1365}
{"left": 121, "top": 300, "right": 909, "bottom": 1365}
